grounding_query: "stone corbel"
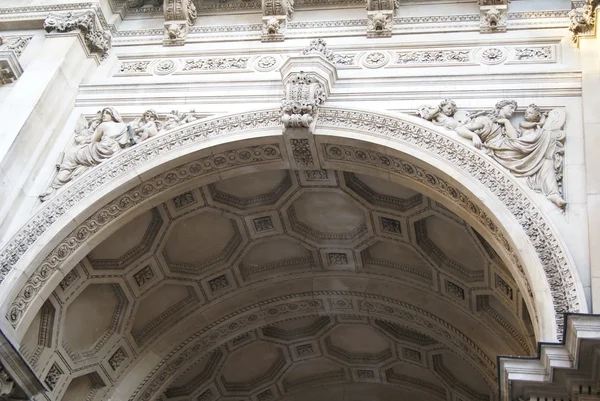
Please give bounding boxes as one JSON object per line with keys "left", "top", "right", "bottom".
{"left": 280, "top": 39, "right": 338, "bottom": 170}
{"left": 261, "top": 0, "right": 294, "bottom": 42}
{"left": 0, "top": 51, "right": 23, "bottom": 86}
{"left": 569, "top": 0, "right": 599, "bottom": 45}
{"left": 366, "top": 0, "right": 397, "bottom": 37}
{"left": 479, "top": 0, "right": 510, "bottom": 33}
{"left": 163, "top": 0, "right": 197, "bottom": 46}
{"left": 43, "top": 10, "right": 112, "bottom": 62}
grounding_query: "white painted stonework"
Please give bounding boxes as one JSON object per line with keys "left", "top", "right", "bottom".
{"left": 0, "top": 0, "right": 599, "bottom": 400}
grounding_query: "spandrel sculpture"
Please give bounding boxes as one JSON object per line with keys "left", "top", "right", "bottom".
{"left": 40, "top": 108, "right": 198, "bottom": 201}
{"left": 418, "top": 99, "right": 567, "bottom": 209}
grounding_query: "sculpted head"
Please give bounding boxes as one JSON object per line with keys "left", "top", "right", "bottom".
{"left": 143, "top": 109, "right": 158, "bottom": 122}
{"left": 524, "top": 104, "right": 542, "bottom": 122}
{"left": 495, "top": 99, "right": 517, "bottom": 118}
{"left": 101, "top": 108, "right": 120, "bottom": 123}
{"left": 439, "top": 99, "right": 457, "bottom": 117}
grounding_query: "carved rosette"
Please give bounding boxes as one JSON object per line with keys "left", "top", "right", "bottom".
{"left": 281, "top": 72, "right": 326, "bottom": 132}
{"left": 163, "top": 0, "right": 197, "bottom": 46}
{"left": 43, "top": 11, "right": 112, "bottom": 59}
{"left": 569, "top": 0, "right": 599, "bottom": 44}
{"left": 479, "top": 0, "right": 509, "bottom": 33}
{"left": 262, "top": 0, "right": 294, "bottom": 41}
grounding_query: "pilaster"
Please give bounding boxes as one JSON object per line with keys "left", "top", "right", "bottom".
{"left": 0, "top": 11, "right": 107, "bottom": 246}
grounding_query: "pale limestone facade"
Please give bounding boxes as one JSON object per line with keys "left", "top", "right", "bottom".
{"left": 0, "top": 0, "right": 599, "bottom": 401}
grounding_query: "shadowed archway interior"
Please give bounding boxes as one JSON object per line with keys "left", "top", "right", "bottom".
{"left": 21, "top": 169, "right": 536, "bottom": 401}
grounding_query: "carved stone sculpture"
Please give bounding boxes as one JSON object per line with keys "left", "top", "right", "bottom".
{"left": 262, "top": 16, "right": 286, "bottom": 41}
{"left": 569, "top": 0, "right": 598, "bottom": 44}
{"left": 418, "top": 99, "right": 567, "bottom": 208}
{"left": 261, "top": 0, "right": 293, "bottom": 41}
{"left": 281, "top": 72, "right": 326, "bottom": 132}
{"left": 162, "top": 110, "right": 198, "bottom": 131}
{"left": 43, "top": 11, "right": 112, "bottom": 59}
{"left": 479, "top": 0, "right": 508, "bottom": 33}
{"left": 163, "top": 0, "right": 197, "bottom": 46}
{"left": 367, "top": 11, "right": 393, "bottom": 37}
{"left": 366, "top": 0, "right": 396, "bottom": 37}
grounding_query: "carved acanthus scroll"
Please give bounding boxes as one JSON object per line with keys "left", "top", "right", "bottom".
{"left": 366, "top": 0, "right": 397, "bottom": 37}
{"left": 569, "top": 0, "right": 598, "bottom": 44}
{"left": 479, "top": 0, "right": 510, "bottom": 33}
{"left": 261, "top": 0, "right": 294, "bottom": 41}
{"left": 417, "top": 99, "right": 567, "bottom": 209}
{"left": 43, "top": 11, "right": 112, "bottom": 59}
{"left": 163, "top": 0, "right": 197, "bottom": 46}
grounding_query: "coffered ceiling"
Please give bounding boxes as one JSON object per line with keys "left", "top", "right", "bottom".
{"left": 20, "top": 169, "right": 536, "bottom": 401}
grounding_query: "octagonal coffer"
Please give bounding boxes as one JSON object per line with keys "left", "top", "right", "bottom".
{"left": 283, "top": 189, "right": 370, "bottom": 246}
{"left": 162, "top": 210, "right": 244, "bottom": 276}
{"left": 208, "top": 170, "right": 293, "bottom": 211}
{"left": 62, "top": 283, "right": 128, "bottom": 362}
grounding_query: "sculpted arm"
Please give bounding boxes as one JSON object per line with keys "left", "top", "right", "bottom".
{"left": 497, "top": 119, "right": 520, "bottom": 139}
{"left": 455, "top": 120, "right": 484, "bottom": 149}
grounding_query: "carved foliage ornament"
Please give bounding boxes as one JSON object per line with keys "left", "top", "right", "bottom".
{"left": 281, "top": 72, "right": 326, "bottom": 131}
{"left": 301, "top": 38, "right": 334, "bottom": 62}
{"left": 43, "top": 11, "right": 111, "bottom": 58}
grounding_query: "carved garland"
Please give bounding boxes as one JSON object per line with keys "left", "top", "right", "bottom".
{"left": 0, "top": 109, "right": 578, "bottom": 342}
{"left": 316, "top": 108, "right": 579, "bottom": 337}
{"left": 128, "top": 291, "right": 497, "bottom": 401}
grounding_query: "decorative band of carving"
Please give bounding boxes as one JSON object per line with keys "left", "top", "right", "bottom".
{"left": 129, "top": 291, "right": 496, "bottom": 401}
{"left": 316, "top": 107, "right": 579, "bottom": 338}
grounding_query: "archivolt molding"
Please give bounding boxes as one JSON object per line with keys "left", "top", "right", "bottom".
{"left": 316, "top": 108, "right": 582, "bottom": 337}
{"left": 0, "top": 107, "right": 582, "bottom": 344}
{"left": 127, "top": 291, "right": 497, "bottom": 401}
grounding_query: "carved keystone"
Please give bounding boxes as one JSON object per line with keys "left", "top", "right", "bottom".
{"left": 366, "top": 0, "right": 396, "bottom": 37}
{"left": 479, "top": 0, "right": 509, "bottom": 33}
{"left": 280, "top": 39, "right": 338, "bottom": 170}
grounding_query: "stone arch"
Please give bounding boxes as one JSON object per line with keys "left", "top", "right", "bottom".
{"left": 0, "top": 107, "right": 585, "bottom": 346}
{"left": 123, "top": 290, "right": 500, "bottom": 401}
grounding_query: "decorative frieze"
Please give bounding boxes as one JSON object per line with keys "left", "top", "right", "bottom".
{"left": 43, "top": 11, "right": 112, "bottom": 59}
{"left": 397, "top": 49, "right": 472, "bottom": 65}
